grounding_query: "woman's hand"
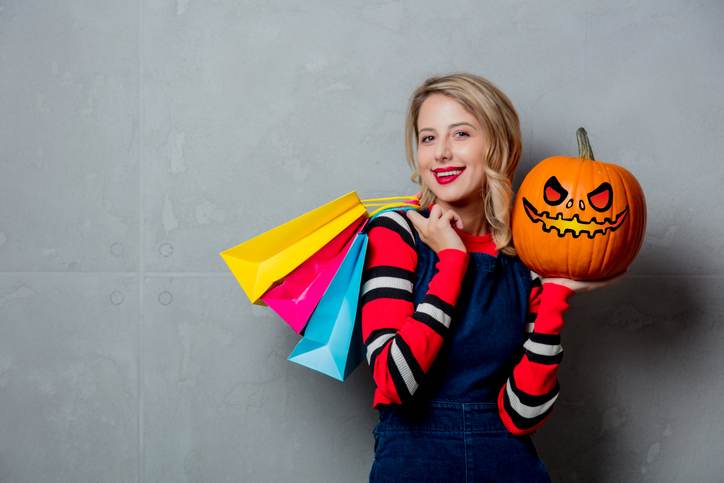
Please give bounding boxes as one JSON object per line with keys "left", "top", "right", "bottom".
{"left": 406, "top": 204, "right": 467, "bottom": 254}
{"left": 541, "top": 271, "right": 627, "bottom": 294}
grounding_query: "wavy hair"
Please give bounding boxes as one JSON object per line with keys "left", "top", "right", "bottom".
{"left": 404, "top": 72, "right": 522, "bottom": 256}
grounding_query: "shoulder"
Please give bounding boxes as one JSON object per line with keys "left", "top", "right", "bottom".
{"left": 365, "top": 208, "right": 418, "bottom": 250}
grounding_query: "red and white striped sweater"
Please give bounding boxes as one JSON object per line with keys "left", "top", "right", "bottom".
{"left": 360, "top": 209, "right": 575, "bottom": 436}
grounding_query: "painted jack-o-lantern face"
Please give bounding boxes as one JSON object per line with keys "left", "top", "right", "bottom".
{"left": 512, "top": 128, "right": 647, "bottom": 280}
{"left": 522, "top": 176, "right": 629, "bottom": 239}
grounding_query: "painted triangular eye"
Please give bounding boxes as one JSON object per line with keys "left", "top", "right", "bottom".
{"left": 543, "top": 176, "right": 568, "bottom": 206}
{"left": 587, "top": 182, "right": 613, "bottom": 212}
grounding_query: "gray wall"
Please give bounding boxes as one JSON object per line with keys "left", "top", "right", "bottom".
{"left": 1, "top": 1, "right": 722, "bottom": 482}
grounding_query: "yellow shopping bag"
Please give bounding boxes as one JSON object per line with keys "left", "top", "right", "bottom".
{"left": 219, "top": 191, "right": 419, "bottom": 305}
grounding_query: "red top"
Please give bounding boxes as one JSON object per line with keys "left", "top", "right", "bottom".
{"left": 360, "top": 209, "right": 575, "bottom": 435}
{"left": 453, "top": 226, "right": 498, "bottom": 255}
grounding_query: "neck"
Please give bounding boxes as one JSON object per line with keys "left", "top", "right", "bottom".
{"left": 431, "top": 197, "right": 488, "bottom": 236}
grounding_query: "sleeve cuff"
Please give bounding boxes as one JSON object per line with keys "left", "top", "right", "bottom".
{"left": 534, "top": 282, "right": 575, "bottom": 334}
{"left": 541, "top": 282, "right": 576, "bottom": 300}
{"left": 437, "top": 248, "right": 469, "bottom": 266}
{"left": 428, "top": 248, "right": 469, "bottom": 304}
{"left": 437, "top": 249, "right": 470, "bottom": 281}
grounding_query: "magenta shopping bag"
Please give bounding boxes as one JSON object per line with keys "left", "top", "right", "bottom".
{"left": 260, "top": 214, "right": 368, "bottom": 334}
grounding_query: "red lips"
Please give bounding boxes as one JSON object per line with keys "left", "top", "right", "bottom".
{"left": 432, "top": 167, "right": 466, "bottom": 173}
{"left": 432, "top": 166, "right": 465, "bottom": 185}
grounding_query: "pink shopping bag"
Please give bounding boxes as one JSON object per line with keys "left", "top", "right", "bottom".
{"left": 260, "top": 214, "right": 368, "bottom": 334}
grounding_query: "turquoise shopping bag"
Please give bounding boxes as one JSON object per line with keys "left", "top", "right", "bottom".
{"left": 286, "top": 204, "right": 419, "bottom": 381}
{"left": 287, "top": 233, "right": 368, "bottom": 381}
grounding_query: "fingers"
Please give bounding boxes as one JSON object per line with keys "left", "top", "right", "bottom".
{"left": 597, "top": 271, "right": 627, "bottom": 287}
{"left": 407, "top": 204, "right": 463, "bottom": 231}
{"left": 429, "top": 204, "right": 442, "bottom": 219}
{"left": 440, "top": 208, "right": 464, "bottom": 230}
{"left": 405, "top": 210, "right": 426, "bottom": 234}
{"left": 405, "top": 209, "right": 421, "bottom": 226}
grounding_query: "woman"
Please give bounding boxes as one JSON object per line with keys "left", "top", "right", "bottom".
{"left": 359, "top": 73, "right": 622, "bottom": 482}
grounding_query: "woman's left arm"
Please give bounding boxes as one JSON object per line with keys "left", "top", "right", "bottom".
{"left": 497, "top": 272, "right": 626, "bottom": 435}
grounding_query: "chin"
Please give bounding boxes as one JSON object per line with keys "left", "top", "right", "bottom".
{"left": 423, "top": 176, "right": 480, "bottom": 205}
{"left": 431, "top": 191, "right": 468, "bottom": 205}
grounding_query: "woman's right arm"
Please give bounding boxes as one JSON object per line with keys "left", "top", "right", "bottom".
{"left": 360, "top": 210, "right": 469, "bottom": 406}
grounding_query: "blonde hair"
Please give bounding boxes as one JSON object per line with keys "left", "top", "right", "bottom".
{"left": 404, "top": 72, "right": 522, "bottom": 257}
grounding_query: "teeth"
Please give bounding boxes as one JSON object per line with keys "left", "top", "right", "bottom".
{"left": 437, "top": 169, "right": 462, "bottom": 177}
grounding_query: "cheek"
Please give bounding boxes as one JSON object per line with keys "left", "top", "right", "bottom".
{"left": 470, "top": 170, "right": 486, "bottom": 187}
{"left": 457, "top": 139, "right": 486, "bottom": 158}
{"left": 416, "top": 150, "right": 435, "bottom": 169}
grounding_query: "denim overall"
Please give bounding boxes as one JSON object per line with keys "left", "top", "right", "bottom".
{"left": 369, "top": 208, "right": 552, "bottom": 483}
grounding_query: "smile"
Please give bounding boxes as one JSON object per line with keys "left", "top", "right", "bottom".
{"left": 433, "top": 167, "right": 465, "bottom": 184}
{"left": 522, "top": 197, "right": 629, "bottom": 239}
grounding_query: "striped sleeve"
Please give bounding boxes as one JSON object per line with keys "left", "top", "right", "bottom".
{"left": 497, "top": 272, "right": 575, "bottom": 435}
{"left": 360, "top": 210, "right": 469, "bottom": 408}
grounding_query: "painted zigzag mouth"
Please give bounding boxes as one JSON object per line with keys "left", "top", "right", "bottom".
{"left": 522, "top": 197, "right": 628, "bottom": 239}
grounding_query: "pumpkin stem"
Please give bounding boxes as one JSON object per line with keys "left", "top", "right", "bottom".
{"left": 576, "top": 127, "right": 595, "bottom": 160}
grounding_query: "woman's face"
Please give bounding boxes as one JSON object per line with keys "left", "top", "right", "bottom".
{"left": 416, "top": 93, "right": 488, "bottom": 206}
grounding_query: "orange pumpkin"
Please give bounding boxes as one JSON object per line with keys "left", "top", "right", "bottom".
{"left": 512, "top": 128, "right": 647, "bottom": 280}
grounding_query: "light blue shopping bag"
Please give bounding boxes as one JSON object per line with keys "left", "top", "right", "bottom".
{"left": 287, "top": 233, "right": 368, "bottom": 381}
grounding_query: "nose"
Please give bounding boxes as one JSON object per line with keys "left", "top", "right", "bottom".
{"left": 434, "top": 135, "right": 452, "bottom": 163}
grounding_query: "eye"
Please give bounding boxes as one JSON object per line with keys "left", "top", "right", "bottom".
{"left": 587, "top": 182, "right": 613, "bottom": 212}
{"left": 454, "top": 130, "right": 469, "bottom": 138}
{"left": 543, "top": 176, "right": 568, "bottom": 206}
{"left": 420, "top": 135, "right": 433, "bottom": 143}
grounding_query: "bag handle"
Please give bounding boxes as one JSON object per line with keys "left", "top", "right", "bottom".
{"left": 360, "top": 194, "right": 420, "bottom": 218}
{"left": 361, "top": 195, "right": 419, "bottom": 203}
{"left": 367, "top": 203, "right": 419, "bottom": 218}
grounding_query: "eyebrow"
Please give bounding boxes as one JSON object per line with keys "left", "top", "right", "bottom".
{"left": 418, "top": 122, "right": 477, "bottom": 133}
